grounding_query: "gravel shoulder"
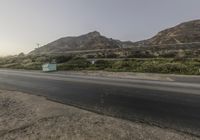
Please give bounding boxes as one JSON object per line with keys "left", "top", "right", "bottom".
{"left": 0, "top": 90, "right": 199, "bottom": 140}
{"left": 54, "top": 70, "right": 175, "bottom": 81}
{"left": 55, "top": 70, "right": 200, "bottom": 84}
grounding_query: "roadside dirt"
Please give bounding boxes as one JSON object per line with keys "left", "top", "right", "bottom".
{"left": 0, "top": 90, "right": 199, "bottom": 140}
{"left": 56, "top": 70, "right": 174, "bottom": 81}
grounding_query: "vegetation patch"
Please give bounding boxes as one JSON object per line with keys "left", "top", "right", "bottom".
{"left": 0, "top": 54, "right": 200, "bottom": 75}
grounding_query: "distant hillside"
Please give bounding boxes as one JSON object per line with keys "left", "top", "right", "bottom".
{"left": 29, "top": 20, "right": 200, "bottom": 55}
{"left": 147, "top": 20, "right": 200, "bottom": 45}
{"left": 30, "top": 31, "right": 136, "bottom": 55}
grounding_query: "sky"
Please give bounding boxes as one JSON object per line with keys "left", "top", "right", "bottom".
{"left": 0, "top": 0, "right": 200, "bottom": 56}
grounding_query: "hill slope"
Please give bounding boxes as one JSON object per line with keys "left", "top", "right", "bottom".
{"left": 147, "top": 20, "right": 200, "bottom": 45}
{"left": 29, "top": 31, "right": 133, "bottom": 55}
{"left": 29, "top": 20, "right": 200, "bottom": 55}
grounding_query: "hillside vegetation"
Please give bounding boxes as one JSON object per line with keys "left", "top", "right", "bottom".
{"left": 1, "top": 20, "right": 200, "bottom": 75}
{"left": 0, "top": 54, "right": 200, "bottom": 75}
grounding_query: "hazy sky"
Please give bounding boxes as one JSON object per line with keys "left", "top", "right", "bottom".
{"left": 0, "top": 0, "right": 200, "bottom": 56}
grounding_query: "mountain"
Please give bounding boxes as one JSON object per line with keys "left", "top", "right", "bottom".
{"left": 30, "top": 20, "right": 200, "bottom": 55}
{"left": 29, "top": 31, "right": 135, "bottom": 55}
{"left": 146, "top": 20, "right": 200, "bottom": 45}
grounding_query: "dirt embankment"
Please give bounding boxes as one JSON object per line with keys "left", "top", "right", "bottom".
{"left": 0, "top": 90, "right": 199, "bottom": 140}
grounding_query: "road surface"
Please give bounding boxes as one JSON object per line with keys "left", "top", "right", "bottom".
{"left": 0, "top": 69, "right": 200, "bottom": 136}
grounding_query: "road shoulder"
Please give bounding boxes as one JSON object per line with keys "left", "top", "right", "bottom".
{"left": 0, "top": 90, "right": 198, "bottom": 140}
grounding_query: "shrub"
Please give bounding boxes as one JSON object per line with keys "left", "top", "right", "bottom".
{"left": 112, "top": 61, "right": 131, "bottom": 71}
{"left": 23, "top": 62, "right": 42, "bottom": 70}
{"left": 58, "top": 58, "right": 90, "bottom": 70}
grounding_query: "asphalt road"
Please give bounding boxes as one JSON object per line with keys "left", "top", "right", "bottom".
{"left": 0, "top": 69, "right": 200, "bottom": 136}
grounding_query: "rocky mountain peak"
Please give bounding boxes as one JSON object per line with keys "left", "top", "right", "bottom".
{"left": 29, "top": 31, "right": 125, "bottom": 55}
{"left": 85, "top": 31, "right": 101, "bottom": 38}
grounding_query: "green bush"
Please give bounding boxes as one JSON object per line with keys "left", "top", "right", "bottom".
{"left": 92, "top": 60, "right": 112, "bottom": 70}
{"left": 58, "top": 58, "right": 90, "bottom": 70}
{"left": 111, "top": 61, "right": 131, "bottom": 71}
{"left": 0, "top": 54, "right": 200, "bottom": 75}
{"left": 23, "top": 62, "right": 42, "bottom": 70}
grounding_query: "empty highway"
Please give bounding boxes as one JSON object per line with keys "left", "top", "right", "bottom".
{"left": 0, "top": 69, "right": 200, "bottom": 136}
